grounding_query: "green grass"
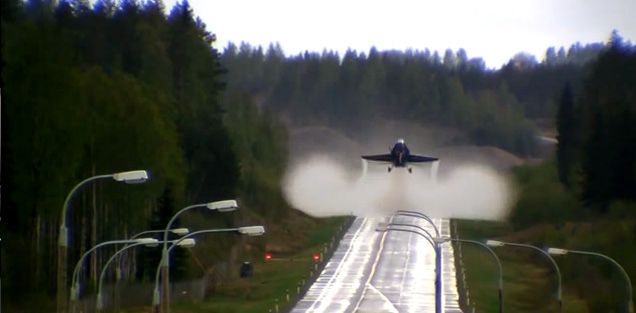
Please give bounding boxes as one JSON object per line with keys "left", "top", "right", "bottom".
{"left": 164, "top": 216, "right": 350, "bottom": 313}
{"left": 455, "top": 219, "right": 566, "bottom": 313}
{"left": 303, "top": 217, "right": 347, "bottom": 248}
{"left": 454, "top": 218, "right": 636, "bottom": 313}
{"left": 453, "top": 219, "right": 511, "bottom": 313}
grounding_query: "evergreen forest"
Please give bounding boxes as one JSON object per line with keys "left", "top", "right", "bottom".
{"left": 1, "top": 0, "right": 635, "bottom": 311}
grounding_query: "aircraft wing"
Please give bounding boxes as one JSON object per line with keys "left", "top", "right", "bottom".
{"left": 407, "top": 154, "right": 439, "bottom": 163}
{"left": 361, "top": 154, "right": 393, "bottom": 162}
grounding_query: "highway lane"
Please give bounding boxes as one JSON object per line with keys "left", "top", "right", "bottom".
{"left": 290, "top": 216, "right": 462, "bottom": 313}
{"left": 291, "top": 217, "right": 381, "bottom": 313}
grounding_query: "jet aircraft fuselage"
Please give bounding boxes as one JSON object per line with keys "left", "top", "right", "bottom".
{"left": 361, "top": 139, "right": 438, "bottom": 173}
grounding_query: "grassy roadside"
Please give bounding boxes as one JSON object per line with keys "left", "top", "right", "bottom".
{"left": 1, "top": 212, "right": 352, "bottom": 313}
{"left": 164, "top": 215, "right": 351, "bottom": 313}
{"left": 454, "top": 219, "right": 578, "bottom": 313}
{"left": 454, "top": 218, "right": 636, "bottom": 313}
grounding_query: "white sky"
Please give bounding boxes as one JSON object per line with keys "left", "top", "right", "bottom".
{"left": 166, "top": 0, "right": 636, "bottom": 69}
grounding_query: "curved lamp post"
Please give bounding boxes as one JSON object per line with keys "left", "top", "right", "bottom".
{"left": 395, "top": 210, "right": 442, "bottom": 313}
{"left": 378, "top": 222, "right": 435, "bottom": 241}
{"left": 112, "top": 228, "right": 189, "bottom": 313}
{"left": 69, "top": 237, "right": 155, "bottom": 312}
{"left": 487, "top": 240, "right": 562, "bottom": 313}
{"left": 376, "top": 222, "right": 439, "bottom": 313}
{"left": 436, "top": 237, "right": 503, "bottom": 313}
{"left": 154, "top": 225, "right": 264, "bottom": 313}
{"left": 159, "top": 200, "right": 238, "bottom": 313}
{"left": 119, "top": 228, "right": 189, "bottom": 279}
{"left": 375, "top": 224, "right": 437, "bottom": 251}
{"left": 58, "top": 170, "right": 148, "bottom": 313}
{"left": 396, "top": 210, "right": 440, "bottom": 237}
{"left": 548, "top": 247, "right": 633, "bottom": 313}
{"left": 96, "top": 238, "right": 194, "bottom": 312}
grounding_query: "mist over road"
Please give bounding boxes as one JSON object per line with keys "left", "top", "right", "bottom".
{"left": 283, "top": 156, "right": 512, "bottom": 221}
{"left": 284, "top": 126, "right": 514, "bottom": 312}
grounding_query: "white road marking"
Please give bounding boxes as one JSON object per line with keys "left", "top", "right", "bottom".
{"left": 305, "top": 218, "right": 368, "bottom": 313}
{"left": 289, "top": 216, "right": 463, "bottom": 313}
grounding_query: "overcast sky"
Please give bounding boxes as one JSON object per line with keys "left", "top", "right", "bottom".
{"left": 165, "top": 0, "right": 636, "bottom": 69}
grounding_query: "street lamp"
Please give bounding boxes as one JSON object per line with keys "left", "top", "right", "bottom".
{"left": 437, "top": 237, "right": 504, "bottom": 313}
{"left": 160, "top": 200, "right": 238, "bottom": 313}
{"left": 395, "top": 210, "right": 443, "bottom": 313}
{"left": 547, "top": 247, "right": 634, "bottom": 313}
{"left": 378, "top": 222, "right": 435, "bottom": 240}
{"left": 111, "top": 228, "right": 190, "bottom": 313}
{"left": 133, "top": 228, "right": 190, "bottom": 240}
{"left": 121, "top": 228, "right": 190, "bottom": 276}
{"left": 69, "top": 237, "right": 155, "bottom": 312}
{"left": 112, "top": 171, "right": 150, "bottom": 184}
{"left": 376, "top": 223, "right": 437, "bottom": 250}
{"left": 57, "top": 170, "right": 148, "bottom": 313}
{"left": 96, "top": 239, "right": 194, "bottom": 312}
{"left": 153, "top": 226, "right": 265, "bottom": 313}
{"left": 238, "top": 226, "right": 267, "bottom": 236}
{"left": 487, "top": 240, "right": 562, "bottom": 313}
{"left": 395, "top": 210, "right": 440, "bottom": 237}
{"left": 376, "top": 223, "right": 440, "bottom": 313}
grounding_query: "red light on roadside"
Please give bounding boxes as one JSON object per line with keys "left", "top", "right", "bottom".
{"left": 265, "top": 253, "right": 272, "bottom": 261}
{"left": 313, "top": 254, "right": 320, "bottom": 261}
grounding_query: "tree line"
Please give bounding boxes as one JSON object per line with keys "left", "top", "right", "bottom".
{"left": 2, "top": 0, "right": 633, "bottom": 310}
{"left": 1, "top": 0, "right": 288, "bottom": 309}
{"left": 505, "top": 34, "right": 635, "bottom": 311}
{"left": 507, "top": 31, "right": 635, "bottom": 229}
{"left": 556, "top": 31, "right": 636, "bottom": 214}
{"left": 219, "top": 39, "right": 614, "bottom": 157}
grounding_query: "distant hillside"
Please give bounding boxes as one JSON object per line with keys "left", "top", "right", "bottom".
{"left": 288, "top": 126, "right": 367, "bottom": 169}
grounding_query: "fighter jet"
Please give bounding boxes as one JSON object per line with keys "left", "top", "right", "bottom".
{"left": 361, "top": 139, "right": 438, "bottom": 173}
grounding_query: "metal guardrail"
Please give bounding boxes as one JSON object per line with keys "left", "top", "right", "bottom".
{"left": 69, "top": 217, "right": 356, "bottom": 313}
{"left": 451, "top": 219, "right": 474, "bottom": 313}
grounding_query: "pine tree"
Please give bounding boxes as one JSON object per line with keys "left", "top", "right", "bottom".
{"left": 137, "top": 183, "right": 187, "bottom": 281}
{"left": 579, "top": 31, "right": 636, "bottom": 211}
{"left": 556, "top": 82, "right": 576, "bottom": 188}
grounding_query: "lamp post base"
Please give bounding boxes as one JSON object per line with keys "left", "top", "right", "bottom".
{"left": 161, "top": 266, "right": 170, "bottom": 313}
{"left": 57, "top": 244, "right": 68, "bottom": 313}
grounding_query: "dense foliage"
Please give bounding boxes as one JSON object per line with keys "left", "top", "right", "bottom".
{"left": 555, "top": 32, "right": 636, "bottom": 212}
{"left": 1, "top": 0, "right": 286, "bottom": 308}
{"left": 511, "top": 33, "right": 635, "bottom": 227}
{"left": 3, "top": 0, "right": 633, "bottom": 311}
{"left": 220, "top": 40, "right": 609, "bottom": 157}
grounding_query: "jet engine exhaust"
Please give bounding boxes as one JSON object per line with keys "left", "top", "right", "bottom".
{"left": 431, "top": 160, "right": 439, "bottom": 183}
{"left": 282, "top": 155, "right": 512, "bottom": 220}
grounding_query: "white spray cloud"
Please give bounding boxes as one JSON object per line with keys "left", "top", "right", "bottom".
{"left": 283, "top": 156, "right": 513, "bottom": 220}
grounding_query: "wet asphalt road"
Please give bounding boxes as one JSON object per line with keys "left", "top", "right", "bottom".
{"left": 290, "top": 216, "right": 463, "bottom": 313}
